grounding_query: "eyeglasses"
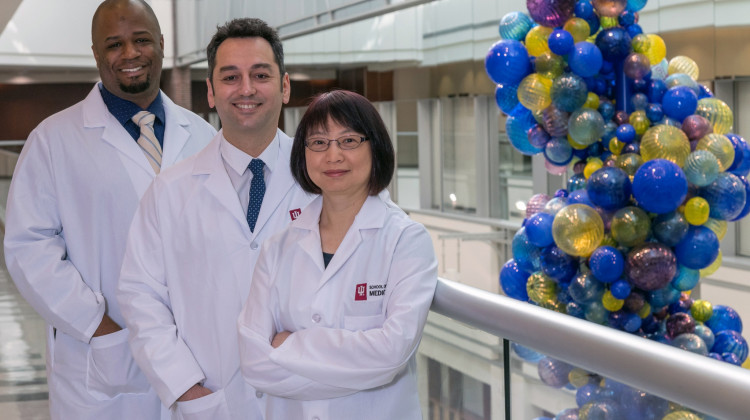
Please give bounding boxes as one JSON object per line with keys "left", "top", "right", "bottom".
{"left": 304, "top": 135, "right": 368, "bottom": 152}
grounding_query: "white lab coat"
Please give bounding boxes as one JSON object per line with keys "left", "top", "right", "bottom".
{"left": 3, "top": 84, "right": 216, "bottom": 420}
{"left": 117, "top": 130, "right": 316, "bottom": 420}
{"left": 237, "top": 194, "right": 438, "bottom": 420}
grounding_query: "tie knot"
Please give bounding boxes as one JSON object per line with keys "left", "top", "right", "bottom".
{"left": 249, "top": 159, "right": 265, "bottom": 176}
{"left": 132, "top": 110, "right": 156, "bottom": 128}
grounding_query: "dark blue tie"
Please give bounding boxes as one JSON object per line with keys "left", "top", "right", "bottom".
{"left": 246, "top": 159, "right": 266, "bottom": 232}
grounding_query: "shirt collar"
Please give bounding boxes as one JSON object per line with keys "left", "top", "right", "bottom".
{"left": 219, "top": 130, "right": 280, "bottom": 176}
{"left": 99, "top": 83, "right": 165, "bottom": 125}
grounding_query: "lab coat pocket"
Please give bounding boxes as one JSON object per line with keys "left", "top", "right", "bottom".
{"left": 175, "top": 388, "right": 231, "bottom": 420}
{"left": 86, "top": 328, "right": 151, "bottom": 400}
{"left": 344, "top": 314, "right": 385, "bottom": 331}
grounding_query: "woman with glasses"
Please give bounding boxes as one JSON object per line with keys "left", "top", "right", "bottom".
{"left": 237, "top": 89, "right": 438, "bottom": 419}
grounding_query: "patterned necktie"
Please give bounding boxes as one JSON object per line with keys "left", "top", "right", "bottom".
{"left": 132, "top": 111, "right": 162, "bottom": 174}
{"left": 246, "top": 159, "right": 266, "bottom": 232}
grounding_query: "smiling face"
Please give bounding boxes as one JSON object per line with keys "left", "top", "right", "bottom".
{"left": 305, "top": 117, "right": 373, "bottom": 200}
{"left": 207, "top": 37, "right": 290, "bottom": 153}
{"left": 91, "top": 0, "right": 164, "bottom": 108}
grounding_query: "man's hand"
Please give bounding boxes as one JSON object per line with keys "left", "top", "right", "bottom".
{"left": 271, "top": 331, "right": 292, "bottom": 348}
{"left": 92, "top": 313, "right": 122, "bottom": 337}
{"left": 177, "top": 384, "right": 213, "bottom": 402}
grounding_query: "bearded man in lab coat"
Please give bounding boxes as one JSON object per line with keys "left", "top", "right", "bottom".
{"left": 117, "top": 18, "right": 315, "bottom": 419}
{"left": 3, "top": 1, "right": 216, "bottom": 419}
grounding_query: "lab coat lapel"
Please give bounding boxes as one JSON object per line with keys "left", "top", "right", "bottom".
{"left": 160, "top": 95, "right": 190, "bottom": 168}
{"left": 315, "top": 195, "right": 387, "bottom": 290}
{"left": 251, "top": 132, "right": 295, "bottom": 237}
{"left": 84, "top": 86, "right": 154, "bottom": 175}
{"left": 294, "top": 197, "right": 327, "bottom": 273}
{"left": 193, "top": 134, "right": 251, "bottom": 238}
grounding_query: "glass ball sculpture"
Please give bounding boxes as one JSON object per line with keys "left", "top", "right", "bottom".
{"left": 695, "top": 97, "right": 734, "bottom": 135}
{"left": 640, "top": 125, "right": 691, "bottom": 167}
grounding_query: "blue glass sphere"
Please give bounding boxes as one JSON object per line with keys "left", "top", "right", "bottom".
{"left": 499, "top": 11, "right": 534, "bottom": 41}
{"left": 568, "top": 173, "right": 587, "bottom": 191}
{"left": 627, "top": 0, "right": 648, "bottom": 12}
{"left": 569, "top": 42, "right": 603, "bottom": 78}
{"left": 541, "top": 245, "right": 578, "bottom": 282}
{"left": 551, "top": 73, "right": 588, "bottom": 112}
{"left": 730, "top": 176, "right": 750, "bottom": 221}
{"left": 616, "top": 124, "right": 636, "bottom": 143}
{"left": 632, "top": 159, "right": 688, "bottom": 214}
{"left": 507, "top": 105, "right": 545, "bottom": 155}
{"left": 575, "top": 0, "right": 596, "bottom": 18}
{"left": 568, "top": 189, "right": 594, "bottom": 207}
{"left": 486, "top": 39, "right": 531, "bottom": 85}
{"left": 595, "top": 27, "right": 632, "bottom": 62}
{"left": 670, "top": 264, "right": 700, "bottom": 291}
{"left": 706, "top": 305, "right": 743, "bottom": 333}
{"left": 512, "top": 227, "right": 543, "bottom": 272}
{"left": 645, "top": 103, "right": 664, "bottom": 122}
{"left": 538, "top": 356, "right": 573, "bottom": 388}
{"left": 711, "top": 330, "right": 748, "bottom": 363}
{"left": 647, "top": 79, "right": 667, "bottom": 103}
{"left": 568, "top": 271, "right": 605, "bottom": 304}
{"left": 549, "top": 29, "right": 575, "bottom": 55}
{"left": 661, "top": 86, "right": 698, "bottom": 122}
{"left": 674, "top": 226, "right": 719, "bottom": 270}
{"left": 647, "top": 286, "right": 681, "bottom": 309}
{"left": 652, "top": 211, "right": 689, "bottom": 247}
{"left": 500, "top": 259, "right": 531, "bottom": 301}
{"left": 599, "top": 101, "right": 616, "bottom": 121}
{"left": 698, "top": 172, "right": 747, "bottom": 220}
{"left": 495, "top": 83, "right": 520, "bottom": 114}
{"left": 725, "top": 133, "right": 746, "bottom": 171}
{"left": 587, "top": 167, "right": 632, "bottom": 210}
{"left": 694, "top": 324, "right": 715, "bottom": 349}
{"left": 512, "top": 342, "right": 545, "bottom": 362}
{"left": 610, "top": 279, "right": 632, "bottom": 299}
{"left": 526, "top": 212, "right": 555, "bottom": 247}
{"left": 545, "top": 137, "right": 574, "bottom": 166}
{"left": 589, "top": 246, "right": 625, "bottom": 283}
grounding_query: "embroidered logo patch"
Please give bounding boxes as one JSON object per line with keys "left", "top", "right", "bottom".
{"left": 355, "top": 283, "right": 367, "bottom": 301}
{"left": 289, "top": 208, "right": 301, "bottom": 220}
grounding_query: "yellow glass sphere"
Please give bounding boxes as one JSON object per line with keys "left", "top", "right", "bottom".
{"left": 629, "top": 109, "right": 652, "bottom": 135}
{"left": 525, "top": 25, "right": 553, "bottom": 57}
{"left": 526, "top": 272, "right": 558, "bottom": 304}
{"left": 568, "top": 134, "right": 590, "bottom": 150}
{"left": 696, "top": 133, "right": 735, "bottom": 171}
{"left": 631, "top": 34, "right": 650, "bottom": 54}
{"left": 518, "top": 74, "right": 553, "bottom": 112}
{"left": 640, "top": 125, "right": 691, "bottom": 167}
{"left": 615, "top": 152, "right": 644, "bottom": 176}
{"left": 700, "top": 249, "right": 722, "bottom": 277}
{"left": 690, "top": 300, "right": 713, "bottom": 323}
{"left": 696, "top": 98, "right": 734, "bottom": 135}
{"left": 684, "top": 197, "right": 710, "bottom": 225}
{"left": 668, "top": 55, "right": 699, "bottom": 80}
{"left": 552, "top": 204, "right": 604, "bottom": 257}
{"left": 600, "top": 233, "right": 618, "bottom": 248}
{"left": 600, "top": 16, "right": 619, "bottom": 29}
{"left": 563, "top": 18, "right": 591, "bottom": 43}
{"left": 535, "top": 51, "right": 565, "bottom": 80}
{"left": 583, "top": 92, "right": 600, "bottom": 110}
{"left": 638, "top": 302, "right": 652, "bottom": 318}
{"left": 662, "top": 411, "right": 703, "bottom": 420}
{"left": 609, "top": 137, "right": 625, "bottom": 155}
{"left": 584, "top": 158, "right": 604, "bottom": 179}
{"left": 602, "top": 290, "right": 624, "bottom": 311}
{"left": 644, "top": 34, "right": 667, "bottom": 66}
{"left": 704, "top": 218, "right": 728, "bottom": 240}
{"left": 568, "top": 368, "right": 591, "bottom": 388}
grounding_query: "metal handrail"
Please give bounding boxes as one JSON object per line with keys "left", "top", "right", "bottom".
{"left": 431, "top": 277, "right": 750, "bottom": 420}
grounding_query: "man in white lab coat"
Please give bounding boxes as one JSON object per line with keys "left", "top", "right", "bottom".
{"left": 3, "top": 1, "right": 215, "bottom": 419}
{"left": 117, "top": 18, "right": 314, "bottom": 419}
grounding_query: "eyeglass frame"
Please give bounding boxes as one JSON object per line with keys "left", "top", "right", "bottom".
{"left": 304, "top": 135, "right": 369, "bottom": 152}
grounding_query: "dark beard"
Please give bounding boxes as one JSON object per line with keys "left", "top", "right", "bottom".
{"left": 120, "top": 75, "right": 151, "bottom": 94}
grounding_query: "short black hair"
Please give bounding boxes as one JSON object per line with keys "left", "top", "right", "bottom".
{"left": 291, "top": 90, "right": 395, "bottom": 195}
{"left": 206, "top": 18, "right": 285, "bottom": 84}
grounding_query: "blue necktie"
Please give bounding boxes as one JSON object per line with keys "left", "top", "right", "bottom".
{"left": 246, "top": 159, "right": 266, "bottom": 232}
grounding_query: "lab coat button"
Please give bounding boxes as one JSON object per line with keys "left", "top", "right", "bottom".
{"left": 250, "top": 242, "right": 259, "bottom": 250}
{"left": 312, "top": 313, "right": 321, "bottom": 323}
{"left": 255, "top": 391, "right": 263, "bottom": 398}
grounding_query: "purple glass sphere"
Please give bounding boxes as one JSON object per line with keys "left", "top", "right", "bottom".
{"left": 625, "top": 242, "right": 677, "bottom": 291}
{"left": 666, "top": 312, "right": 696, "bottom": 338}
{"left": 527, "top": 0, "right": 576, "bottom": 27}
